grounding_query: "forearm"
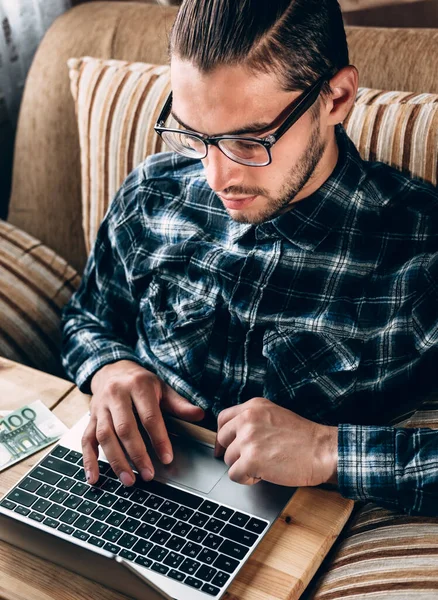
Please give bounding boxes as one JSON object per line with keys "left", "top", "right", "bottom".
{"left": 338, "top": 424, "right": 438, "bottom": 516}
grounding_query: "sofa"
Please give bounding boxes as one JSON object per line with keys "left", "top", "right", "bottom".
{"left": 0, "top": 1, "right": 437, "bottom": 597}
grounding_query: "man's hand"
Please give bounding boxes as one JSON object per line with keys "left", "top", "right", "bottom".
{"left": 214, "top": 397, "right": 338, "bottom": 487}
{"left": 83, "top": 360, "right": 205, "bottom": 486}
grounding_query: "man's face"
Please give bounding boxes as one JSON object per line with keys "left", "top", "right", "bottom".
{"left": 170, "top": 58, "right": 335, "bottom": 224}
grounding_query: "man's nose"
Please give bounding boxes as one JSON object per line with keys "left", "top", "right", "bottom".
{"left": 203, "top": 145, "right": 241, "bottom": 193}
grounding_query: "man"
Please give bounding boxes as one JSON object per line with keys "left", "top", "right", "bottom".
{"left": 61, "top": 0, "right": 438, "bottom": 516}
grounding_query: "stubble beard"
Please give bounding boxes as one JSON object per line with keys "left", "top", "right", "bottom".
{"left": 227, "top": 122, "right": 327, "bottom": 225}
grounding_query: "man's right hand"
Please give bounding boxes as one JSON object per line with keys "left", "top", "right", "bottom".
{"left": 82, "top": 360, "right": 205, "bottom": 486}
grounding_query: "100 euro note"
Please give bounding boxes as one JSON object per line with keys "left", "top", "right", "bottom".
{"left": 0, "top": 400, "right": 68, "bottom": 472}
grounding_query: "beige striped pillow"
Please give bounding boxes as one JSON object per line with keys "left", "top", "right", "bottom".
{"left": 68, "top": 56, "right": 438, "bottom": 252}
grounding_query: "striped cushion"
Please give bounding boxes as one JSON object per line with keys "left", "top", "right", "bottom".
{"left": 0, "top": 220, "right": 80, "bottom": 376}
{"left": 68, "top": 56, "right": 438, "bottom": 252}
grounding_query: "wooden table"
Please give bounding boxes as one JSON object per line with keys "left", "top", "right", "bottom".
{"left": 0, "top": 357, "right": 354, "bottom": 600}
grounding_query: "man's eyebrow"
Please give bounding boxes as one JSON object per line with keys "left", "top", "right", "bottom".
{"left": 170, "top": 110, "right": 273, "bottom": 136}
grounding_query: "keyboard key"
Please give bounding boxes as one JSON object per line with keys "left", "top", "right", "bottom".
{"left": 15, "top": 506, "right": 31, "bottom": 516}
{"left": 214, "top": 506, "right": 234, "bottom": 522}
{"left": 150, "top": 529, "right": 171, "bottom": 546}
{"left": 199, "top": 500, "right": 219, "bottom": 515}
{"left": 70, "top": 482, "right": 88, "bottom": 496}
{"left": 77, "top": 500, "right": 97, "bottom": 515}
{"left": 174, "top": 506, "right": 194, "bottom": 521}
{"left": 148, "top": 546, "right": 168, "bottom": 563}
{"left": 213, "top": 554, "right": 239, "bottom": 573}
{"left": 180, "top": 558, "right": 201, "bottom": 575}
{"left": 43, "top": 517, "right": 59, "bottom": 528}
{"left": 36, "top": 484, "right": 56, "bottom": 498}
{"left": 91, "top": 506, "right": 111, "bottom": 521}
{"left": 135, "top": 556, "right": 152, "bottom": 568}
{"left": 197, "top": 547, "right": 219, "bottom": 565}
{"left": 89, "top": 521, "right": 108, "bottom": 536}
{"left": 64, "top": 450, "right": 83, "bottom": 464}
{"left": 142, "top": 509, "right": 160, "bottom": 525}
{"left": 130, "top": 489, "right": 149, "bottom": 504}
{"left": 204, "top": 533, "right": 223, "bottom": 550}
{"left": 181, "top": 541, "right": 202, "bottom": 559}
{"left": 49, "top": 489, "right": 69, "bottom": 504}
{"left": 50, "top": 445, "right": 69, "bottom": 458}
{"left": 205, "top": 517, "right": 225, "bottom": 534}
{"left": 0, "top": 499, "right": 17, "bottom": 510}
{"left": 120, "top": 549, "right": 136, "bottom": 561}
{"left": 136, "top": 523, "right": 154, "bottom": 539}
{"left": 163, "top": 551, "right": 184, "bottom": 569}
{"left": 98, "top": 460, "right": 113, "bottom": 476}
{"left": 7, "top": 489, "right": 37, "bottom": 507}
{"left": 246, "top": 517, "right": 268, "bottom": 534}
{"left": 73, "top": 530, "right": 90, "bottom": 541}
{"left": 172, "top": 520, "right": 192, "bottom": 537}
{"left": 222, "top": 523, "right": 257, "bottom": 547}
{"left": 63, "top": 495, "right": 82, "bottom": 509}
{"left": 189, "top": 512, "right": 209, "bottom": 527}
{"left": 127, "top": 504, "right": 146, "bottom": 520}
{"left": 229, "top": 511, "right": 250, "bottom": 528}
{"left": 103, "top": 527, "right": 123, "bottom": 542}
{"left": 98, "top": 492, "right": 117, "bottom": 507}
{"left": 115, "top": 486, "right": 136, "bottom": 500}
{"left": 151, "top": 563, "right": 169, "bottom": 575}
{"left": 33, "top": 498, "right": 51, "bottom": 513}
{"left": 156, "top": 515, "right": 177, "bottom": 531}
{"left": 202, "top": 583, "right": 221, "bottom": 596}
{"left": 89, "top": 536, "right": 105, "bottom": 548}
{"left": 101, "top": 478, "right": 120, "bottom": 493}
{"left": 103, "top": 542, "right": 120, "bottom": 554}
{"left": 74, "top": 470, "right": 87, "bottom": 482}
{"left": 167, "top": 569, "right": 185, "bottom": 582}
{"left": 185, "top": 576, "right": 202, "bottom": 589}
{"left": 75, "top": 515, "right": 93, "bottom": 530}
{"left": 118, "top": 533, "right": 138, "bottom": 549}
{"left": 219, "top": 539, "right": 248, "bottom": 560}
{"left": 41, "top": 456, "right": 79, "bottom": 478}
{"left": 29, "top": 466, "right": 61, "bottom": 485}
{"left": 18, "top": 477, "right": 41, "bottom": 493}
{"left": 121, "top": 517, "right": 141, "bottom": 533}
{"left": 211, "top": 571, "right": 230, "bottom": 588}
{"left": 29, "top": 511, "right": 45, "bottom": 522}
{"left": 160, "top": 500, "right": 178, "bottom": 515}
{"left": 84, "top": 487, "right": 105, "bottom": 502}
{"left": 187, "top": 526, "right": 207, "bottom": 544}
{"left": 46, "top": 504, "right": 65, "bottom": 519}
{"left": 106, "top": 512, "right": 125, "bottom": 527}
{"left": 145, "top": 495, "right": 164, "bottom": 510}
{"left": 132, "top": 539, "right": 153, "bottom": 556}
{"left": 166, "top": 535, "right": 186, "bottom": 552}
{"left": 58, "top": 523, "right": 74, "bottom": 535}
{"left": 59, "top": 509, "right": 80, "bottom": 525}
{"left": 196, "top": 564, "right": 217, "bottom": 582}
{"left": 57, "top": 477, "right": 75, "bottom": 492}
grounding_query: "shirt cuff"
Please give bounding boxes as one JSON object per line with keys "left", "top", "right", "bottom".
{"left": 338, "top": 424, "right": 399, "bottom": 507}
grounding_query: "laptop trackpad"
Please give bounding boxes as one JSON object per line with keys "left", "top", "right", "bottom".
{"left": 139, "top": 433, "right": 229, "bottom": 494}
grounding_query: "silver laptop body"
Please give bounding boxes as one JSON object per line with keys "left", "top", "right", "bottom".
{"left": 0, "top": 413, "right": 295, "bottom": 599}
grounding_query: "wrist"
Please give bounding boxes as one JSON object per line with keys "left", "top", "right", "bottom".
{"left": 317, "top": 425, "right": 338, "bottom": 485}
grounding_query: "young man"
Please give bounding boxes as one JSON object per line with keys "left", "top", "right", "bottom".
{"left": 61, "top": 0, "right": 438, "bottom": 516}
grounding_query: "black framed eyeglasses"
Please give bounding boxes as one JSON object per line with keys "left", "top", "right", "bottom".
{"left": 154, "top": 73, "right": 329, "bottom": 167}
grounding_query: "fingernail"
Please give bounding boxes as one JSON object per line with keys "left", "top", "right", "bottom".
{"left": 163, "top": 453, "right": 173, "bottom": 464}
{"left": 120, "top": 471, "right": 134, "bottom": 486}
{"left": 141, "top": 468, "right": 154, "bottom": 481}
{"left": 86, "top": 470, "right": 93, "bottom": 483}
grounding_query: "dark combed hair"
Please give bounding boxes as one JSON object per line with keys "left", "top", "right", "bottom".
{"left": 169, "top": 0, "right": 349, "bottom": 97}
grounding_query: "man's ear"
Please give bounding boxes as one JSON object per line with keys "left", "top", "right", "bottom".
{"left": 324, "top": 66, "right": 358, "bottom": 126}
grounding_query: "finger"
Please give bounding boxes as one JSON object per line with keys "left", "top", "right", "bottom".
{"left": 81, "top": 415, "right": 100, "bottom": 485}
{"left": 223, "top": 439, "right": 240, "bottom": 468}
{"left": 215, "top": 417, "right": 238, "bottom": 457}
{"left": 134, "top": 393, "right": 174, "bottom": 465}
{"left": 95, "top": 408, "right": 140, "bottom": 486}
{"left": 161, "top": 383, "right": 205, "bottom": 421}
{"left": 228, "top": 456, "right": 262, "bottom": 486}
{"left": 111, "top": 401, "right": 155, "bottom": 482}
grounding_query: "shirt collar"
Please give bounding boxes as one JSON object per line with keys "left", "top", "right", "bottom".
{"left": 227, "top": 125, "right": 368, "bottom": 251}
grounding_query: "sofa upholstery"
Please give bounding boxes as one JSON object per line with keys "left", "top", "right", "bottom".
{"left": 1, "top": 2, "right": 437, "bottom": 597}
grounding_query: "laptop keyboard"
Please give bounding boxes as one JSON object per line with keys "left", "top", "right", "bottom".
{"left": 1, "top": 445, "right": 268, "bottom": 597}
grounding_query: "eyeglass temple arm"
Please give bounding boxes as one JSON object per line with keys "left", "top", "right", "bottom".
{"left": 157, "top": 91, "right": 173, "bottom": 126}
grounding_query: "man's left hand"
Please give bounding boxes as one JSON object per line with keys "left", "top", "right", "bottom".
{"left": 214, "top": 397, "right": 338, "bottom": 487}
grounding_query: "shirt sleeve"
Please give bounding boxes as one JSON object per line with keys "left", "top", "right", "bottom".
{"left": 338, "top": 424, "right": 438, "bottom": 516}
{"left": 61, "top": 179, "right": 144, "bottom": 394}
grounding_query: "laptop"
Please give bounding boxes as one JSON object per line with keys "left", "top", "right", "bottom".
{"left": 0, "top": 411, "right": 295, "bottom": 599}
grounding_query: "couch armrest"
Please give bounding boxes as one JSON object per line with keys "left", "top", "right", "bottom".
{"left": 0, "top": 220, "right": 80, "bottom": 377}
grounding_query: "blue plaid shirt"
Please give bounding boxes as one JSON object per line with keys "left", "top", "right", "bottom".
{"left": 62, "top": 126, "right": 438, "bottom": 516}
